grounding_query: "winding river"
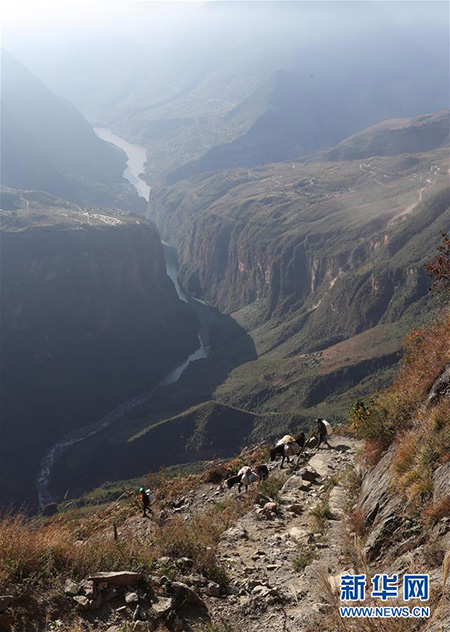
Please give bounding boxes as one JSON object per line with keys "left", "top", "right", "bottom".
{"left": 94, "top": 127, "right": 151, "bottom": 201}
{"left": 37, "top": 130, "right": 209, "bottom": 509}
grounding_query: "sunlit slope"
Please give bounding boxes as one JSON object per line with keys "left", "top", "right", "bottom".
{"left": 151, "top": 114, "right": 449, "bottom": 323}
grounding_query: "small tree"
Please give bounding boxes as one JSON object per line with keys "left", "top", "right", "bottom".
{"left": 424, "top": 231, "right": 450, "bottom": 296}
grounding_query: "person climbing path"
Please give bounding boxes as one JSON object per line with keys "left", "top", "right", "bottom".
{"left": 316, "top": 417, "right": 332, "bottom": 449}
{"left": 139, "top": 486, "right": 154, "bottom": 517}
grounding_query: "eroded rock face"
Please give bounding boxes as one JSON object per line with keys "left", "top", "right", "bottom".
{"left": 433, "top": 463, "right": 450, "bottom": 503}
{"left": 149, "top": 129, "right": 446, "bottom": 336}
{"left": 427, "top": 366, "right": 450, "bottom": 406}
{"left": 360, "top": 447, "right": 411, "bottom": 561}
{"left": 359, "top": 433, "right": 450, "bottom": 595}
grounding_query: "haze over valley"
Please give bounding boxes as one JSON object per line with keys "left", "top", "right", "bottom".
{"left": 1, "top": 0, "right": 449, "bottom": 509}
{"left": 0, "top": 7, "right": 450, "bottom": 630}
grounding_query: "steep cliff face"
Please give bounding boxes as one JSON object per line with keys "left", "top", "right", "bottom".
{"left": 0, "top": 190, "right": 199, "bottom": 509}
{"left": 21, "top": 116, "right": 449, "bottom": 506}
{"left": 143, "top": 114, "right": 449, "bottom": 435}
{"left": 150, "top": 118, "right": 449, "bottom": 341}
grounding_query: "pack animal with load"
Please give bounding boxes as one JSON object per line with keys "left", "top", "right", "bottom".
{"left": 226, "top": 464, "right": 268, "bottom": 493}
{"left": 270, "top": 432, "right": 306, "bottom": 468}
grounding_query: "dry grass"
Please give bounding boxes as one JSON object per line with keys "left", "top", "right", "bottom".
{"left": 292, "top": 545, "right": 315, "bottom": 572}
{"left": 313, "top": 505, "right": 450, "bottom": 632}
{"left": 350, "top": 311, "right": 450, "bottom": 519}
{"left": 0, "top": 504, "right": 156, "bottom": 624}
{"left": 394, "top": 311, "right": 450, "bottom": 404}
{"left": 443, "top": 550, "right": 450, "bottom": 589}
{"left": 392, "top": 399, "right": 450, "bottom": 509}
{"left": 350, "top": 311, "right": 450, "bottom": 452}
{"left": 423, "top": 495, "right": 450, "bottom": 526}
{"left": 346, "top": 507, "right": 367, "bottom": 538}
{"left": 0, "top": 455, "right": 262, "bottom": 627}
{"left": 0, "top": 504, "right": 153, "bottom": 588}
{"left": 311, "top": 498, "right": 333, "bottom": 533}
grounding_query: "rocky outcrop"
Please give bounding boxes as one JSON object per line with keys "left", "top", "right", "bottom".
{"left": 358, "top": 438, "right": 450, "bottom": 627}
{"left": 62, "top": 572, "right": 206, "bottom": 629}
{"left": 87, "top": 572, "right": 142, "bottom": 587}
{"left": 427, "top": 365, "right": 450, "bottom": 406}
{"left": 0, "top": 193, "right": 199, "bottom": 509}
{"left": 359, "top": 447, "right": 408, "bottom": 561}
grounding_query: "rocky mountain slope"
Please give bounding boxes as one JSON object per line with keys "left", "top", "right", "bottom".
{"left": 148, "top": 111, "right": 449, "bottom": 406}
{"left": 150, "top": 111, "right": 449, "bottom": 321}
{"left": 324, "top": 110, "right": 450, "bottom": 161}
{"left": 0, "top": 51, "right": 145, "bottom": 212}
{"left": 121, "top": 4, "right": 447, "bottom": 186}
{"left": 1, "top": 307, "right": 448, "bottom": 631}
{"left": 0, "top": 190, "right": 199, "bottom": 510}
{"left": 49, "top": 401, "right": 307, "bottom": 498}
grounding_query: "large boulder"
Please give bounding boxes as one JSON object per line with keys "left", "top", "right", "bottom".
{"left": 281, "top": 475, "right": 303, "bottom": 495}
{"left": 87, "top": 571, "right": 141, "bottom": 586}
{"left": 169, "top": 581, "right": 204, "bottom": 606}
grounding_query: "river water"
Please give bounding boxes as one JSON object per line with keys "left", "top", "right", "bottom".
{"left": 94, "top": 127, "right": 151, "bottom": 200}
{"left": 36, "top": 129, "right": 209, "bottom": 508}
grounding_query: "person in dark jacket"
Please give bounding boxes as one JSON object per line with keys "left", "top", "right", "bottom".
{"left": 316, "top": 418, "right": 331, "bottom": 449}
{"left": 139, "top": 487, "right": 153, "bottom": 517}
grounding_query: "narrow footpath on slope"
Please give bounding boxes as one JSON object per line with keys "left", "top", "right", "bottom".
{"left": 207, "top": 437, "right": 361, "bottom": 632}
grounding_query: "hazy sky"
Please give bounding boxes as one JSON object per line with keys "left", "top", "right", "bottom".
{"left": 2, "top": 0, "right": 447, "bottom": 123}
{"left": 2, "top": 1, "right": 447, "bottom": 40}
{"left": 1, "top": 1, "right": 204, "bottom": 38}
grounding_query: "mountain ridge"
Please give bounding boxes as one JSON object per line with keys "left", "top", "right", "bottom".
{"left": 0, "top": 50, "right": 146, "bottom": 212}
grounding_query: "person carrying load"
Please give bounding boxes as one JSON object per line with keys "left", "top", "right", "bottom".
{"left": 316, "top": 418, "right": 332, "bottom": 449}
{"left": 139, "top": 486, "right": 154, "bottom": 517}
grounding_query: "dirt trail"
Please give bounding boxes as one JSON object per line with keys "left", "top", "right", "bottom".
{"left": 206, "top": 437, "right": 361, "bottom": 631}
{"left": 389, "top": 184, "right": 427, "bottom": 225}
